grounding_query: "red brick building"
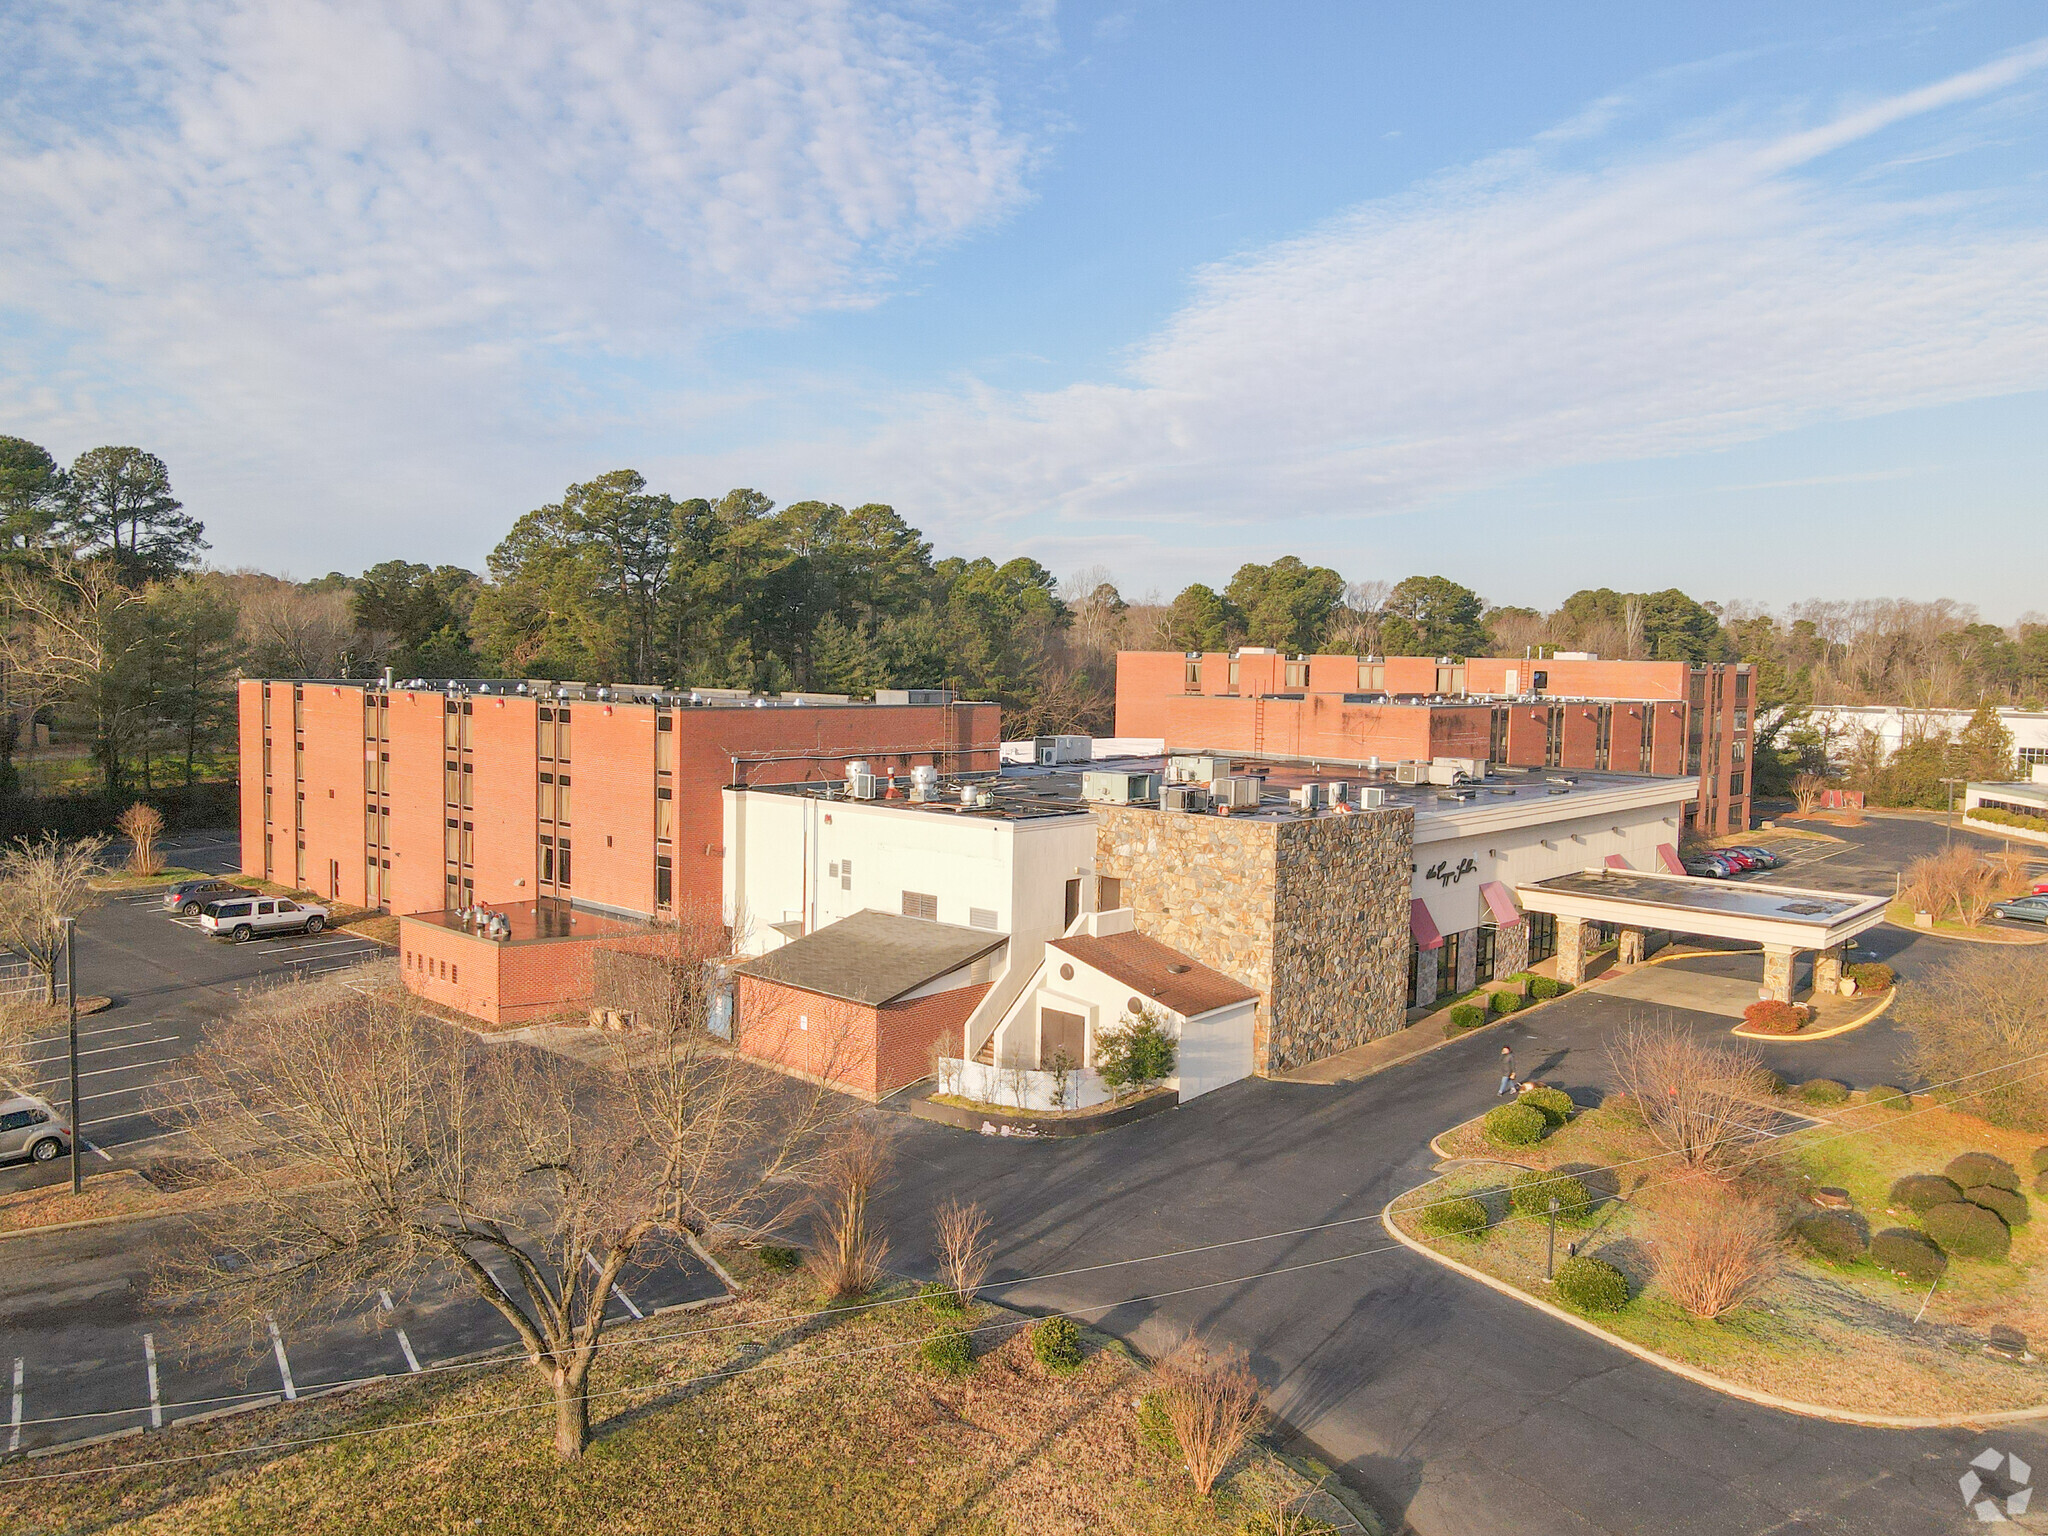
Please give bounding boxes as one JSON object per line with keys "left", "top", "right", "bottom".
{"left": 238, "top": 679, "right": 1000, "bottom": 923}
{"left": 1115, "top": 649, "right": 1752, "bottom": 835}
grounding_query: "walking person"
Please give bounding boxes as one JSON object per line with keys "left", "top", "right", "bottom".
{"left": 1497, "top": 1044, "right": 1516, "bottom": 1098}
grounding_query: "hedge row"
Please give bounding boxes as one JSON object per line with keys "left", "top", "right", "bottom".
{"left": 1966, "top": 806, "right": 2048, "bottom": 832}
{"left": 0, "top": 782, "right": 238, "bottom": 840}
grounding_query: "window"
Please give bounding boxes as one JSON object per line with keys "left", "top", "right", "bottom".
{"left": 901, "top": 890, "right": 938, "bottom": 921}
{"left": 1184, "top": 658, "right": 1201, "bottom": 692}
{"left": 1227, "top": 658, "right": 1239, "bottom": 692}
{"left": 1526, "top": 912, "right": 1557, "bottom": 966}
{"left": 555, "top": 839, "right": 571, "bottom": 886}
{"left": 1097, "top": 875, "right": 1122, "bottom": 911}
{"left": 556, "top": 709, "right": 571, "bottom": 762}
{"left": 1406, "top": 942, "right": 1420, "bottom": 1009}
{"left": 1358, "top": 661, "right": 1385, "bottom": 692}
{"left": 1473, "top": 925, "right": 1495, "bottom": 985}
{"left": 445, "top": 761, "right": 460, "bottom": 804}
{"left": 555, "top": 776, "right": 570, "bottom": 824}
{"left": 538, "top": 773, "right": 555, "bottom": 822}
{"left": 1064, "top": 878, "right": 1082, "bottom": 928}
{"left": 1730, "top": 771, "right": 1745, "bottom": 798}
{"left": 458, "top": 701, "right": 473, "bottom": 749}
{"left": 461, "top": 760, "right": 474, "bottom": 809}
{"left": 1285, "top": 660, "right": 1308, "bottom": 689}
{"left": 539, "top": 706, "right": 555, "bottom": 760}
{"left": 1434, "top": 664, "right": 1465, "bottom": 696}
{"left": 445, "top": 817, "right": 461, "bottom": 862}
{"left": 655, "top": 785, "right": 673, "bottom": 841}
{"left": 1735, "top": 670, "right": 1750, "bottom": 702}
{"left": 445, "top": 701, "right": 460, "bottom": 749}
{"left": 1439, "top": 930, "right": 1461, "bottom": 990}
{"left": 656, "top": 854, "right": 673, "bottom": 907}
{"left": 656, "top": 714, "right": 675, "bottom": 772}
{"left": 540, "top": 837, "right": 554, "bottom": 883}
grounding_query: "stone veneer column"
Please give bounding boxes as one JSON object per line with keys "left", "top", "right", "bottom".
{"left": 1413, "top": 945, "right": 1440, "bottom": 1010}
{"left": 1555, "top": 917, "right": 1589, "bottom": 986}
{"left": 1616, "top": 927, "right": 1646, "bottom": 966}
{"left": 1452, "top": 930, "right": 1478, "bottom": 993}
{"left": 1812, "top": 942, "right": 1845, "bottom": 996}
{"left": 1762, "top": 945, "right": 1796, "bottom": 1003}
{"left": 1493, "top": 920, "right": 1530, "bottom": 979}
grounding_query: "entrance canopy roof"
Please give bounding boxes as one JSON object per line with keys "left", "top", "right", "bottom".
{"left": 1515, "top": 868, "right": 1888, "bottom": 951}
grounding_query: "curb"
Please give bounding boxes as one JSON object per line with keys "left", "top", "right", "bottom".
{"left": 1731, "top": 988, "right": 1896, "bottom": 1042}
{"left": 1883, "top": 917, "right": 2048, "bottom": 947}
{"left": 1380, "top": 1187, "right": 2048, "bottom": 1429}
{"left": 1276, "top": 980, "right": 1590, "bottom": 1087}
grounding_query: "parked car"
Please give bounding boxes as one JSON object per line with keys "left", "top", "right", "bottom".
{"left": 198, "top": 896, "right": 330, "bottom": 943}
{"left": 162, "top": 878, "right": 254, "bottom": 916}
{"left": 1718, "top": 850, "right": 1756, "bottom": 872}
{"left": 1732, "top": 846, "right": 1780, "bottom": 869}
{"left": 2033, "top": 880, "right": 2048, "bottom": 897}
{"left": 0, "top": 1094, "right": 72, "bottom": 1166}
{"left": 1990, "top": 895, "right": 2048, "bottom": 926}
{"left": 1682, "top": 859, "right": 1725, "bottom": 878}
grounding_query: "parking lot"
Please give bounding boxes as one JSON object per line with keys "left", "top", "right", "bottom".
{"left": 4, "top": 835, "right": 385, "bottom": 1192}
{"left": 0, "top": 1225, "right": 726, "bottom": 1456}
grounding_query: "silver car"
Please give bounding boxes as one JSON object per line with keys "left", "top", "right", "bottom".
{"left": 0, "top": 1095, "right": 72, "bottom": 1166}
{"left": 198, "top": 896, "right": 330, "bottom": 943}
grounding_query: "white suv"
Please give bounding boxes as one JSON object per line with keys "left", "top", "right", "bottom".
{"left": 199, "top": 896, "right": 330, "bottom": 943}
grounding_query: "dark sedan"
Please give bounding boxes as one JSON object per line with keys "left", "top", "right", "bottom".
{"left": 1991, "top": 895, "right": 2048, "bottom": 926}
{"left": 161, "top": 877, "right": 255, "bottom": 916}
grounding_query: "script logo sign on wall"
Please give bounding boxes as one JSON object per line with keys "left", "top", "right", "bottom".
{"left": 1960, "top": 1447, "right": 2032, "bottom": 1522}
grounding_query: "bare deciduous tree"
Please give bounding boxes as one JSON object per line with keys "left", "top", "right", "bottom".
{"left": 1652, "top": 1183, "right": 1781, "bottom": 1319}
{"left": 158, "top": 974, "right": 840, "bottom": 1459}
{"left": 933, "top": 1197, "right": 993, "bottom": 1309}
{"left": 805, "top": 1124, "right": 890, "bottom": 1302}
{"left": 1605, "top": 1019, "right": 1775, "bottom": 1174}
{"left": 117, "top": 802, "right": 165, "bottom": 876}
{"left": 0, "top": 833, "right": 108, "bottom": 1002}
{"left": 1899, "top": 948, "right": 2048, "bottom": 1130}
{"left": 231, "top": 574, "right": 357, "bottom": 678}
{"left": 2, "top": 560, "right": 149, "bottom": 793}
{"left": 1790, "top": 771, "right": 1828, "bottom": 814}
{"left": 1149, "top": 1333, "right": 1264, "bottom": 1498}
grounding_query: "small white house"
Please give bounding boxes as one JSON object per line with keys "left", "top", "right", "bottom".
{"left": 944, "top": 908, "right": 1259, "bottom": 1109}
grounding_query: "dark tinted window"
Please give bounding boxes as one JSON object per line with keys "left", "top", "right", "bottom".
{"left": 215, "top": 902, "right": 252, "bottom": 917}
{"left": 0, "top": 1111, "right": 32, "bottom": 1132}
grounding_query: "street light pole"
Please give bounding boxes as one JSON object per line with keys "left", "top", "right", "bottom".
{"left": 1940, "top": 776, "right": 1966, "bottom": 848}
{"left": 1546, "top": 1196, "right": 1560, "bottom": 1281}
{"left": 62, "top": 916, "right": 80, "bottom": 1195}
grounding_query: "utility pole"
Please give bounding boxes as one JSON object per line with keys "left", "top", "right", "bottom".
{"left": 62, "top": 916, "right": 80, "bottom": 1195}
{"left": 1939, "top": 777, "right": 1967, "bottom": 848}
{"left": 1546, "top": 1196, "right": 1560, "bottom": 1281}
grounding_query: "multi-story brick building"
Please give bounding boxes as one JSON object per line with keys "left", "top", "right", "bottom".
{"left": 1114, "top": 649, "right": 1753, "bottom": 836}
{"left": 236, "top": 679, "right": 1000, "bottom": 922}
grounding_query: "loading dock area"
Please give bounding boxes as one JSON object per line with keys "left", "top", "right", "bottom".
{"left": 1515, "top": 867, "right": 1889, "bottom": 1004}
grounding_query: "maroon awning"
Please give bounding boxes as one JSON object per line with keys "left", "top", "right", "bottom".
{"left": 1657, "top": 842, "right": 1684, "bottom": 875}
{"left": 1605, "top": 854, "right": 1632, "bottom": 870}
{"left": 1480, "top": 880, "right": 1522, "bottom": 928}
{"left": 1409, "top": 898, "right": 1443, "bottom": 950}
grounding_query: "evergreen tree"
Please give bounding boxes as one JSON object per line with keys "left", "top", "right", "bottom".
{"left": 58, "top": 447, "right": 207, "bottom": 583}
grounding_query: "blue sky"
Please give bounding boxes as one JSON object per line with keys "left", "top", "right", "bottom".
{"left": 3, "top": 1, "right": 2046, "bottom": 619}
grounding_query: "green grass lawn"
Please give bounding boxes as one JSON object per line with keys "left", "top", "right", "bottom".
{"left": 0, "top": 1255, "right": 1360, "bottom": 1536}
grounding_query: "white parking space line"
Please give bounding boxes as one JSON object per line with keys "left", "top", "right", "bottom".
{"left": 585, "top": 1250, "right": 644, "bottom": 1319}
{"left": 8, "top": 1357, "right": 21, "bottom": 1453}
{"left": 25, "top": 1035, "right": 181, "bottom": 1063}
{"left": 27, "top": 1019, "right": 167, "bottom": 1044}
{"left": 379, "top": 1289, "right": 423, "bottom": 1374}
{"left": 144, "top": 1334, "right": 162, "bottom": 1428}
{"left": 267, "top": 1317, "right": 298, "bottom": 1401}
{"left": 111, "top": 1126, "right": 190, "bottom": 1149}
{"left": 44, "top": 1056, "right": 186, "bottom": 1085}
{"left": 74, "top": 1077, "right": 202, "bottom": 1107}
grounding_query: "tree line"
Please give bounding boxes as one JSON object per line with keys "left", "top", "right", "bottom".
{"left": 6, "top": 436, "right": 2045, "bottom": 804}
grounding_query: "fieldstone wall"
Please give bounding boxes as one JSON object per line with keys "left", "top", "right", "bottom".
{"left": 1092, "top": 803, "right": 1415, "bottom": 1072}
{"left": 1556, "top": 916, "right": 1589, "bottom": 985}
{"left": 1493, "top": 919, "right": 1530, "bottom": 979}
{"left": 1412, "top": 945, "right": 1440, "bottom": 1011}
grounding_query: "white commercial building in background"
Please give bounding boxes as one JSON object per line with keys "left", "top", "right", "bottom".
{"left": 1806, "top": 704, "right": 2048, "bottom": 768}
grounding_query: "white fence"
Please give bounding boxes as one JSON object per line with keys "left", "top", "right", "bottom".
{"left": 935, "top": 1056, "right": 1113, "bottom": 1113}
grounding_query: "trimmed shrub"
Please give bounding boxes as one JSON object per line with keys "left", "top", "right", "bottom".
{"left": 2032, "top": 1146, "right": 2048, "bottom": 1176}
{"left": 1031, "top": 1315, "right": 1084, "bottom": 1372}
{"left": 919, "top": 1324, "right": 973, "bottom": 1376}
{"left": 1518, "top": 1086, "right": 1575, "bottom": 1128}
{"left": 757, "top": 1244, "right": 803, "bottom": 1273}
{"left": 1945, "top": 1153, "right": 2021, "bottom": 1193}
{"left": 1794, "top": 1212, "right": 1867, "bottom": 1264}
{"left": 1751, "top": 1069, "right": 1787, "bottom": 1098}
{"left": 1888, "top": 1174, "right": 1964, "bottom": 1213}
{"left": 1482, "top": 1102, "right": 1548, "bottom": 1147}
{"left": 1448, "top": 1004, "right": 1484, "bottom": 1030}
{"left": 1865, "top": 1084, "right": 1910, "bottom": 1111}
{"left": 1924, "top": 1200, "right": 2012, "bottom": 1261}
{"left": 1528, "top": 976, "right": 1562, "bottom": 1001}
{"left": 2035, "top": 1168, "right": 2048, "bottom": 1199}
{"left": 919, "top": 1280, "right": 967, "bottom": 1317}
{"left": 1845, "top": 961, "right": 1894, "bottom": 991}
{"left": 1742, "top": 999, "right": 1806, "bottom": 1035}
{"left": 1552, "top": 1255, "right": 1630, "bottom": 1313}
{"left": 1416, "top": 1195, "right": 1490, "bottom": 1237}
{"left": 1490, "top": 991, "right": 1522, "bottom": 1015}
{"left": 1510, "top": 1170, "right": 1592, "bottom": 1224}
{"left": 1966, "top": 1185, "right": 2029, "bottom": 1227}
{"left": 1796, "top": 1079, "right": 1850, "bottom": 1105}
{"left": 1870, "top": 1228, "right": 1947, "bottom": 1284}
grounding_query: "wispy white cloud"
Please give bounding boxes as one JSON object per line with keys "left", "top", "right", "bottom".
{"left": 0, "top": 0, "right": 1033, "bottom": 564}
{"left": 797, "top": 41, "right": 2048, "bottom": 561}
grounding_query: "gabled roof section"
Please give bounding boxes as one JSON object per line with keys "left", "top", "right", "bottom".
{"left": 1048, "top": 931, "right": 1258, "bottom": 1018}
{"left": 736, "top": 910, "right": 1005, "bottom": 1007}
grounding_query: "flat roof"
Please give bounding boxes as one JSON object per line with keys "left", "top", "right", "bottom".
{"left": 253, "top": 678, "right": 975, "bottom": 710}
{"left": 1516, "top": 868, "right": 1888, "bottom": 948}
{"left": 736, "top": 910, "right": 1006, "bottom": 1006}
{"left": 402, "top": 900, "right": 649, "bottom": 944}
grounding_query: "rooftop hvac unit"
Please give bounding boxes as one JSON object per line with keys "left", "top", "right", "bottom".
{"left": 1290, "top": 783, "right": 1323, "bottom": 812}
{"left": 908, "top": 765, "right": 939, "bottom": 802}
{"left": 1428, "top": 757, "right": 1486, "bottom": 786}
{"left": 847, "top": 773, "right": 878, "bottom": 800}
{"left": 1214, "top": 775, "right": 1262, "bottom": 809}
{"left": 1167, "top": 753, "right": 1228, "bottom": 784}
{"left": 1395, "top": 762, "right": 1426, "bottom": 786}
{"left": 1161, "top": 784, "right": 1211, "bottom": 813}
{"left": 1081, "top": 770, "right": 1156, "bottom": 805}
{"left": 1325, "top": 780, "right": 1349, "bottom": 805}
{"left": 874, "top": 687, "right": 956, "bottom": 707}
{"left": 1032, "top": 734, "right": 1091, "bottom": 766}
{"left": 1359, "top": 786, "right": 1386, "bottom": 809}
